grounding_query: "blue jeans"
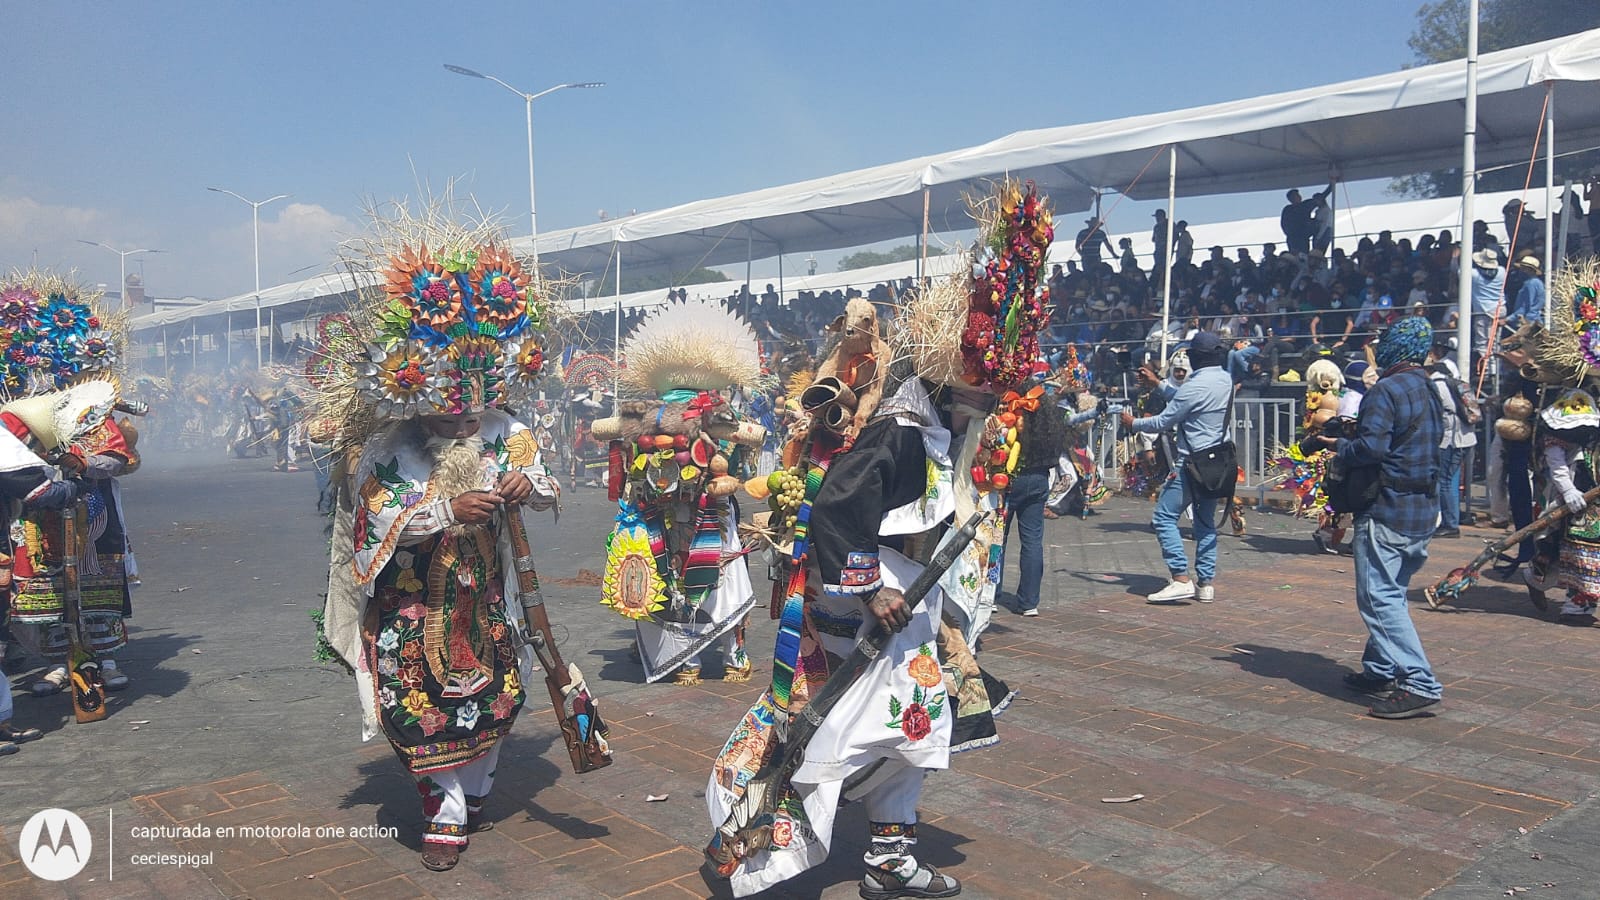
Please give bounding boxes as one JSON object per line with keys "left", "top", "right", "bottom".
{"left": 1437, "top": 447, "right": 1463, "bottom": 530}
{"left": 1352, "top": 517, "right": 1443, "bottom": 699}
{"left": 1504, "top": 439, "right": 1536, "bottom": 562}
{"left": 1003, "top": 471, "right": 1050, "bottom": 611}
{"left": 1151, "top": 468, "right": 1220, "bottom": 583}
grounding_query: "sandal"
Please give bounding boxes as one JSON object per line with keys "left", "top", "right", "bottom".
{"left": 467, "top": 813, "right": 493, "bottom": 834}
{"left": 860, "top": 864, "right": 961, "bottom": 899}
{"left": 672, "top": 666, "right": 702, "bottom": 686}
{"left": 31, "top": 668, "right": 68, "bottom": 697}
{"left": 723, "top": 660, "right": 754, "bottom": 684}
{"left": 421, "top": 842, "right": 461, "bottom": 871}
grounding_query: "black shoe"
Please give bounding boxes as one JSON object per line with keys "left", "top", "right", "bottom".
{"left": 1558, "top": 613, "right": 1597, "bottom": 627}
{"left": 1433, "top": 527, "right": 1461, "bottom": 539}
{"left": 1369, "top": 690, "right": 1440, "bottom": 719}
{"left": 1343, "top": 671, "right": 1398, "bottom": 695}
{"left": 1311, "top": 530, "right": 1338, "bottom": 555}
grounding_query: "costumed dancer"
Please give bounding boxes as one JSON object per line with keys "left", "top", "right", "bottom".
{"left": 706, "top": 179, "right": 1044, "bottom": 899}
{"left": 1044, "top": 347, "right": 1112, "bottom": 519}
{"left": 0, "top": 271, "right": 138, "bottom": 698}
{"left": 594, "top": 298, "right": 764, "bottom": 685}
{"left": 0, "top": 424, "right": 80, "bottom": 752}
{"left": 318, "top": 208, "right": 572, "bottom": 871}
{"left": 1524, "top": 389, "right": 1600, "bottom": 625}
{"left": 1271, "top": 358, "right": 1347, "bottom": 553}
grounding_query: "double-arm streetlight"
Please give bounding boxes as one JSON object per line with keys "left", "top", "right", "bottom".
{"left": 443, "top": 65, "right": 603, "bottom": 266}
{"left": 76, "top": 241, "right": 163, "bottom": 310}
{"left": 207, "top": 187, "right": 289, "bottom": 368}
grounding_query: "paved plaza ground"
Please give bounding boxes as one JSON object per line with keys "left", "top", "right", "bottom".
{"left": 2, "top": 452, "right": 1597, "bottom": 898}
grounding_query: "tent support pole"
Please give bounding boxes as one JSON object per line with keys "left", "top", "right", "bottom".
{"left": 1545, "top": 80, "right": 1555, "bottom": 324}
{"left": 225, "top": 312, "right": 232, "bottom": 368}
{"left": 192, "top": 318, "right": 198, "bottom": 370}
{"left": 1160, "top": 145, "right": 1177, "bottom": 365}
{"left": 777, "top": 251, "right": 784, "bottom": 304}
{"left": 746, "top": 224, "right": 753, "bottom": 294}
{"left": 1558, "top": 178, "right": 1574, "bottom": 272}
{"left": 1455, "top": 0, "right": 1479, "bottom": 380}
{"left": 269, "top": 308, "right": 276, "bottom": 364}
{"left": 162, "top": 326, "right": 169, "bottom": 380}
{"left": 614, "top": 242, "right": 622, "bottom": 400}
{"left": 918, "top": 186, "right": 930, "bottom": 284}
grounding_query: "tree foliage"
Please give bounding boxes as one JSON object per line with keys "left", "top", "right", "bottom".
{"left": 837, "top": 244, "right": 941, "bottom": 272}
{"left": 1394, "top": 0, "right": 1600, "bottom": 198}
{"left": 594, "top": 266, "right": 729, "bottom": 296}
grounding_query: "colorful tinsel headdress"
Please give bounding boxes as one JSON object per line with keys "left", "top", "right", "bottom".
{"left": 896, "top": 178, "right": 1054, "bottom": 393}
{"left": 1055, "top": 344, "right": 1090, "bottom": 394}
{"left": 312, "top": 201, "right": 555, "bottom": 439}
{"left": 0, "top": 270, "right": 124, "bottom": 402}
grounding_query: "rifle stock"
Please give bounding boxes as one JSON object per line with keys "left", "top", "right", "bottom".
{"left": 502, "top": 505, "right": 612, "bottom": 774}
{"left": 61, "top": 501, "right": 106, "bottom": 723}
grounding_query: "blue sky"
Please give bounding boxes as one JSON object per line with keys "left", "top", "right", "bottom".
{"left": 3, "top": 0, "right": 1427, "bottom": 300}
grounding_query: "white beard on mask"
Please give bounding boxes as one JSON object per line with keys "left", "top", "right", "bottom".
{"left": 424, "top": 432, "right": 490, "bottom": 536}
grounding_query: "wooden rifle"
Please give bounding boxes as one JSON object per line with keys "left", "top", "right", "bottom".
{"left": 502, "top": 505, "right": 612, "bottom": 774}
{"left": 61, "top": 499, "right": 107, "bottom": 723}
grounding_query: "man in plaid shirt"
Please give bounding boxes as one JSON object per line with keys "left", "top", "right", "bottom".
{"left": 1329, "top": 316, "right": 1445, "bottom": 719}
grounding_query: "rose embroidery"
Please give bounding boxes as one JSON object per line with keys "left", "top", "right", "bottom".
{"left": 886, "top": 684, "right": 944, "bottom": 741}
{"left": 455, "top": 700, "right": 481, "bottom": 730}
{"left": 907, "top": 644, "right": 942, "bottom": 688}
{"left": 490, "top": 692, "right": 517, "bottom": 720}
{"left": 770, "top": 816, "right": 794, "bottom": 848}
{"left": 378, "top": 687, "right": 397, "bottom": 708}
{"left": 417, "top": 778, "right": 444, "bottom": 817}
{"left": 418, "top": 707, "right": 449, "bottom": 737}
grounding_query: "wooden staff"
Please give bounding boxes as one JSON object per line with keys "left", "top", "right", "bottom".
{"left": 61, "top": 501, "right": 107, "bottom": 723}
{"left": 502, "top": 505, "right": 612, "bottom": 774}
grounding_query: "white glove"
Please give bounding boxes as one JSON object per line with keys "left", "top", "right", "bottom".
{"left": 1564, "top": 488, "right": 1589, "bottom": 514}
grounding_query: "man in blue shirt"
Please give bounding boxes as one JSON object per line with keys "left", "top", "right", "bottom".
{"left": 1121, "top": 332, "right": 1233, "bottom": 604}
{"left": 1465, "top": 247, "right": 1506, "bottom": 371}
{"left": 1508, "top": 254, "right": 1545, "bottom": 328}
{"left": 1328, "top": 316, "right": 1445, "bottom": 719}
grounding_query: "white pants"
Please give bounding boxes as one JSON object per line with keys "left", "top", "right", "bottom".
{"left": 1487, "top": 430, "right": 1509, "bottom": 521}
{"left": 415, "top": 743, "right": 501, "bottom": 846}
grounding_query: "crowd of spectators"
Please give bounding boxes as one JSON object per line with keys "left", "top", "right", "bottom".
{"left": 569, "top": 182, "right": 1600, "bottom": 394}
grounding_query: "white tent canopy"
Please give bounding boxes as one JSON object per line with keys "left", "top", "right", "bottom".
{"left": 132, "top": 29, "right": 1600, "bottom": 337}
{"left": 530, "top": 28, "right": 1600, "bottom": 281}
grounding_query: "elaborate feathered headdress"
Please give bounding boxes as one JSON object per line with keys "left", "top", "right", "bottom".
{"left": 0, "top": 270, "right": 124, "bottom": 402}
{"left": 895, "top": 178, "right": 1054, "bottom": 392}
{"left": 309, "top": 199, "right": 557, "bottom": 443}
{"left": 619, "top": 297, "right": 760, "bottom": 397}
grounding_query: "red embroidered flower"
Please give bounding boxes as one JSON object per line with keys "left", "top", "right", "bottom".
{"left": 490, "top": 692, "right": 516, "bottom": 720}
{"left": 418, "top": 707, "right": 449, "bottom": 736}
{"left": 400, "top": 641, "right": 423, "bottom": 661}
{"left": 398, "top": 601, "right": 426, "bottom": 621}
{"left": 900, "top": 703, "right": 932, "bottom": 741}
{"left": 771, "top": 817, "right": 794, "bottom": 848}
{"left": 398, "top": 663, "right": 424, "bottom": 689}
{"left": 417, "top": 780, "right": 443, "bottom": 817}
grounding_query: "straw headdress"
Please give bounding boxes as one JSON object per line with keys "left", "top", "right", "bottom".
{"left": 619, "top": 297, "right": 759, "bottom": 397}
{"left": 0, "top": 269, "right": 126, "bottom": 403}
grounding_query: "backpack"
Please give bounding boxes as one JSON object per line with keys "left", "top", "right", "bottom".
{"left": 1430, "top": 365, "right": 1481, "bottom": 427}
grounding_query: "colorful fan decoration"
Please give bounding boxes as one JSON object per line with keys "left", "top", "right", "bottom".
{"left": 305, "top": 313, "right": 359, "bottom": 390}
{"left": 0, "top": 271, "right": 121, "bottom": 401}
{"left": 563, "top": 352, "right": 617, "bottom": 390}
{"left": 353, "top": 240, "right": 548, "bottom": 419}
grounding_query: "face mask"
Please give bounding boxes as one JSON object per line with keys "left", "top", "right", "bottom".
{"left": 1331, "top": 300, "right": 1342, "bottom": 309}
{"left": 1366, "top": 277, "right": 1376, "bottom": 286}
{"left": 1271, "top": 288, "right": 1281, "bottom": 297}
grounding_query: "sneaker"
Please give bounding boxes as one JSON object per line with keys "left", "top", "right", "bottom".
{"left": 1558, "top": 613, "right": 1597, "bottom": 627}
{"left": 1146, "top": 580, "right": 1195, "bottom": 604}
{"left": 1020, "top": 607, "right": 1039, "bottom": 617}
{"left": 1342, "top": 671, "right": 1397, "bottom": 695}
{"left": 1312, "top": 529, "right": 1339, "bottom": 555}
{"left": 1433, "top": 527, "right": 1461, "bottom": 539}
{"left": 1195, "top": 584, "right": 1215, "bottom": 603}
{"left": 1369, "top": 690, "right": 1440, "bottom": 719}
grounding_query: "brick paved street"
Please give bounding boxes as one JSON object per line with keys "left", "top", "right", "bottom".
{"left": 3, "top": 453, "right": 1598, "bottom": 898}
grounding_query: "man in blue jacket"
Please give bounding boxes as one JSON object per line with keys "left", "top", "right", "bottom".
{"left": 1121, "top": 332, "right": 1233, "bottom": 604}
{"left": 1328, "top": 316, "right": 1445, "bottom": 719}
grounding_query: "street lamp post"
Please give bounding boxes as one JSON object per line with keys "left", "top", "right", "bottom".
{"left": 443, "top": 65, "right": 603, "bottom": 267}
{"left": 207, "top": 187, "right": 289, "bottom": 369}
{"left": 76, "top": 241, "right": 163, "bottom": 310}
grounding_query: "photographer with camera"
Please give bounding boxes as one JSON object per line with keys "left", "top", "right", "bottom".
{"left": 1321, "top": 316, "right": 1445, "bottom": 720}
